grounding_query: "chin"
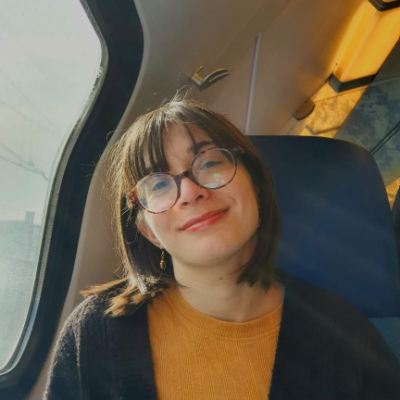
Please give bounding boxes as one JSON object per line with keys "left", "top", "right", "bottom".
{"left": 186, "top": 233, "right": 256, "bottom": 264}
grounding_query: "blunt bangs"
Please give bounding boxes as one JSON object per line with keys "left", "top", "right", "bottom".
{"left": 131, "top": 105, "right": 242, "bottom": 184}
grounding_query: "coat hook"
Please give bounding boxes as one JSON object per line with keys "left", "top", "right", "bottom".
{"left": 190, "top": 66, "right": 229, "bottom": 92}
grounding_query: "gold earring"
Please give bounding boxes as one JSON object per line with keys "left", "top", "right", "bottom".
{"left": 160, "top": 249, "right": 166, "bottom": 270}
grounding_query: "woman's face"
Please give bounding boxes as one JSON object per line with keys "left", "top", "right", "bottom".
{"left": 139, "top": 124, "right": 260, "bottom": 269}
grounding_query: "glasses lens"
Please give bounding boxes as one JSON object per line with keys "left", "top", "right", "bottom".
{"left": 192, "top": 149, "right": 236, "bottom": 189}
{"left": 137, "top": 174, "right": 178, "bottom": 213}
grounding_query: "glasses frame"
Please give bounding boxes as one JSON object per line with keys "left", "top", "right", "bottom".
{"left": 128, "top": 146, "right": 243, "bottom": 214}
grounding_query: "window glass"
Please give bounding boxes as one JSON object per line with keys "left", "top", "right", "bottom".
{"left": 0, "top": 0, "right": 106, "bottom": 372}
{"left": 336, "top": 77, "right": 400, "bottom": 206}
{"left": 286, "top": 40, "right": 400, "bottom": 207}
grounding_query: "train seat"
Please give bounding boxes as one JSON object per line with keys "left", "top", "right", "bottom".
{"left": 249, "top": 136, "right": 400, "bottom": 360}
{"left": 392, "top": 185, "right": 400, "bottom": 262}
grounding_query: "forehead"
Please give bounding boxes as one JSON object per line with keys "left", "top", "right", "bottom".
{"left": 141, "top": 123, "right": 215, "bottom": 173}
{"left": 163, "top": 124, "right": 214, "bottom": 161}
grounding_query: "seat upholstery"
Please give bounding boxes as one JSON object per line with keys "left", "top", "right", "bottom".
{"left": 392, "top": 185, "right": 400, "bottom": 261}
{"left": 369, "top": 317, "right": 400, "bottom": 361}
{"left": 249, "top": 136, "right": 400, "bottom": 319}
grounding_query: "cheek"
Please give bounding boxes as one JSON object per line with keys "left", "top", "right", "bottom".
{"left": 144, "top": 213, "right": 172, "bottom": 247}
{"left": 232, "top": 170, "right": 259, "bottom": 211}
{"left": 238, "top": 191, "right": 259, "bottom": 231}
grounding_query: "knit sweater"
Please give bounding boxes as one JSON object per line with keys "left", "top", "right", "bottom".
{"left": 148, "top": 285, "right": 282, "bottom": 399}
{"left": 44, "top": 274, "right": 400, "bottom": 400}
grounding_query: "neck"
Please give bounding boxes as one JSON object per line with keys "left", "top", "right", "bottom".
{"left": 172, "top": 259, "right": 284, "bottom": 323}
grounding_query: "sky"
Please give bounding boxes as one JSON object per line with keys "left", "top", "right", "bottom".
{"left": 0, "top": 0, "right": 104, "bottom": 225}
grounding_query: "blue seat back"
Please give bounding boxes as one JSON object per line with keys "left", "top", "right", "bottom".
{"left": 392, "top": 185, "right": 400, "bottom": 261}
{"left": 249, "top": 136, "right": 400, "bottom": 318}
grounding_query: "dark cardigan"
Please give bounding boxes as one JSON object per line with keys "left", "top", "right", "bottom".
{"left": 44, "top": 274, "right": 400, "bottom": 400}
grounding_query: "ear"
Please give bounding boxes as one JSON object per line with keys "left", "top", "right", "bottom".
{"left": 136, "top": 216, "right": 161, "bottom": 248}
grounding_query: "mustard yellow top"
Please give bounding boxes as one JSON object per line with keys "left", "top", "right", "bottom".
{"left": 147, "top": 286, "right": 283, "bottom": 400}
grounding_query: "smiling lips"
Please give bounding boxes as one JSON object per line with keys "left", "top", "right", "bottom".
{"left": 180, "top": 208, "right": 228, "bottom": 232}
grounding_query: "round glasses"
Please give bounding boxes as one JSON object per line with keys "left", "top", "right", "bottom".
{"left": 128, "top": 147, "right": 242, "bottom": 214}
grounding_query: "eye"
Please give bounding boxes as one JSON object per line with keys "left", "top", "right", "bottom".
{"left": 200, "top": 160, "right": 222, "bottom": 170}
{"left": 151, "top": 179, "right": 170, "bottom": 192}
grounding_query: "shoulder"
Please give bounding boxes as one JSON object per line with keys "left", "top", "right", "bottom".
{"left": 52, "top": 291, "right": 113, "bottom": 362}
{"left": 281, "top": 272, "right": 400, "bottom": 367}
{"left": 62, "top": 290, "right": 113, "bottom": 333}
{"left": 58, "top": 286, "right": 147, "bottom": 345}
{"left": 282, "top": 272, "right": 374, "bottom": 329}
{"left": 45, "top": 289, "right": 149, "bottom": 399}
{"left": 271, "top": 273, "right": 400, "bottom": 397}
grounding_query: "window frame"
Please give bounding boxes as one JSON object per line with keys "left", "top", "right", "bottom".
{"left": 0, "top": 0, "right": 144, "bottom": 398}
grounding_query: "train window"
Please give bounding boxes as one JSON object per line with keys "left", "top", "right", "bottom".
{"left": 0, "top": 0, "right": 106, "bottom": 373}
{"left": 286, "top": 40, "right": 400, "bottom": 207}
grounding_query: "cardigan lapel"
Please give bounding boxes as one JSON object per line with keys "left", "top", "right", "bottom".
{"left": 269, "top": 280, "right": 337, "bottom": 400}
{"left": 111, "top": 301, "right": 158, "bottom": 400}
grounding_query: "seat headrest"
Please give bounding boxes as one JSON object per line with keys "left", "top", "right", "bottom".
{"left": 249, "top": 136, "right": 400, "bottom": 318}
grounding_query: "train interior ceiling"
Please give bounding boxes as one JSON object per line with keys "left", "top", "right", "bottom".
{"left": 0, "top": 0, "right": 399, "bottom": 399}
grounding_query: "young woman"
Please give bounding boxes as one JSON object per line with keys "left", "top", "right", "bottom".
{"left": 45, "top": 98, "right": 400, "bottom": 399}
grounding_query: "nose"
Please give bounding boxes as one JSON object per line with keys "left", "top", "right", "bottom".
{"left": 177, "top": 176, "right": 210, "bottom": 207}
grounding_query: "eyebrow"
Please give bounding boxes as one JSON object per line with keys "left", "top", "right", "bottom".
{"left": 187, "top": 140, "right": 215, "bottom": 155}
{"left": 143, "top": 140, "right": 215, "bottom": 172}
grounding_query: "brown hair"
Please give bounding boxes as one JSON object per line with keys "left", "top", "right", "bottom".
{"left": 84, "top": 96, "right": 281, "bottom": 316}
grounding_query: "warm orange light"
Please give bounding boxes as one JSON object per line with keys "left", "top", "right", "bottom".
{"left": 333, "top": 1, "right": 400, "bottom": 83}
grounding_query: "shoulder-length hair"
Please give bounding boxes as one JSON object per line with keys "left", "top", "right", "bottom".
{"left": 84, "top": 96, "right": 281, "bottom": 316}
